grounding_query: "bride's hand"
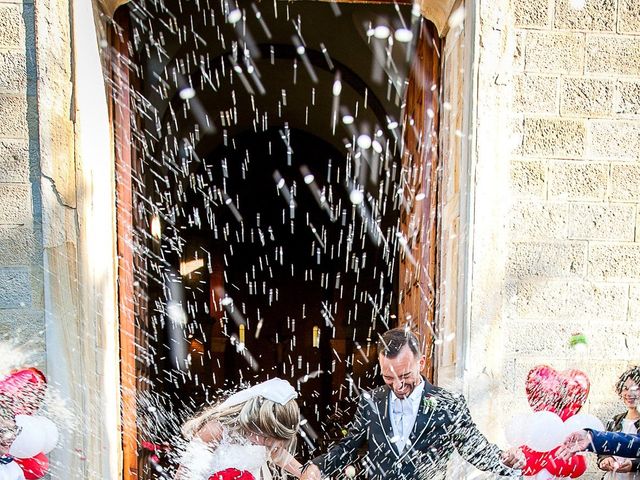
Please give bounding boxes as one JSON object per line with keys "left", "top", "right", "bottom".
{"left": 599, "top": 457, "right": 617, "bottom": 471}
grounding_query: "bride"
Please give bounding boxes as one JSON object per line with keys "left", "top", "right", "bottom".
{"left": 175, "top": 378, "right": 305, "bottom": 480}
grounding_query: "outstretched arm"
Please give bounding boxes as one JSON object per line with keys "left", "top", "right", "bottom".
{"left": 452, "top": 396, "right": 521, "bottom": 476}
{"left": 558, "top": 430, "right": 640, "bottom": 460}
{"left": 309, "top": 394, "right": 371, "bottom": 478}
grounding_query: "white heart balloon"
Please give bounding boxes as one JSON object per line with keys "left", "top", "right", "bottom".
{"left": 525, "top": 411, "right": 565, "bottom": 452}
{"left": 505, "top": 413, "right": 530, "bottom": 446}
{"left": 535, "top": 468, "right": 554, "bottom": 480}
{"left": 563, "top": 413, "right": 604, "bottom": 434}
{"left": 29, "top": 416, "right": 59, "bottom": 454}
{"left": 8, "top": 415, "right": 45, "bottom": 459}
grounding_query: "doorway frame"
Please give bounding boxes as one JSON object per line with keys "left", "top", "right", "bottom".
{"left": 110, "top": 5, "right": 443, "bottom": 478}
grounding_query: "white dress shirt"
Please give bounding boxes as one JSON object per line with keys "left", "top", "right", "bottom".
{"left": 389, "top": 381, "right": 425, "bottom": 452}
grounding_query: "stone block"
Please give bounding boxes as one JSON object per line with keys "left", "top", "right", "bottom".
{"left": 583, "top": 323, "right": 640, "bottom": 359}
{"left": 548, "top": 161, "right": 608, "bottom": 201}
{"left": 514, "top": 0, "right": 551, "bottom": 28}
{"left": 0, "top": 5, "right": 24, "bottom": 48}
{"left": 514, "top": 31, "right": 525, "bottom": 72}
{"left": 588, "top": 243, "right": 640, "bottom": 280}
{"left": 0, "top": 51, "right": 27, "bottom": 92}
{"left": 613, "top": 80, "right": 640, "bottom": 116}
{"left": 0, "top": 139, "right": 29, "bottom": 182}
{"left": 513, "top": 280, "right": 628, "bottom": 320}
{"left": 523, "top": 118, "right": 586, "bottom": 158}
{"left": 587, "top": 120, "right": 640, "bottom": 160}
{"left": 0, "top": 95, "right": 28, "bottom": 138}
{"left": 554, "top": 0, "right": 615, "bottom": 31}
{"left": 618, "top": 0, "right": 640, "bottom": 34}
{"left": 583, "top": 360, "right": 637, "bottom": 399}
{"left": 630, "top": 285, "right": 640, "bottom": 321}
{"left": 507, "top": 241, "right": 586, "bottom": 278}
{"left": 0, "top": 267, "right": 32, "bottom": 308}
{"left": 0, "top": 226, "right": 40, "bottom": 265}
{"left": 560, "top": 78, "right": 613, "bottom": 116}
{"left": 569, "top": 203, "right": 636, "bottom": 241}
{"left": 509, "top": 201, "right": 569, "bottom": 240}
{"left": 525, "top": 31, "right": 585, "bottom": 74}
{"left": 586, "top": 35, "right": 640, "bottom": 76}
{"left": 0, "top": 184, "right": 31, "bottom": 225}
{"left": 514, "top": 75, "right": 558, "bottom": 114}
{"left": 610, "top": 163, "right": 640, "bottom": 201}
{"left": 0, "top": 309, "right": 45, "bottom": 367}
{"left": 510, "top": 116, "right": 525, "bottom": 156}
{"left": 507, "top": 320, "right": 639, "bottom": 358}
{"left": 510, "top": 159, "right": 546, "bottom": 197}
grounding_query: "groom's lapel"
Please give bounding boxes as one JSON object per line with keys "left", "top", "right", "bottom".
{"left": 374, "top": 387, "right": 401, "bottom": 457}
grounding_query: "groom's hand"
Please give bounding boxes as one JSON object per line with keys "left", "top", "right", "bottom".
{"left": 300, "top": 464, "right": 322, "bottom": 480}
{"left": 501, "top": 447, "right": 525, "bottom": 469}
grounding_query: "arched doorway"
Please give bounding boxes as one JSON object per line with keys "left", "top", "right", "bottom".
{"left": 111, "top": 1, "right": 440, "bottom": 477}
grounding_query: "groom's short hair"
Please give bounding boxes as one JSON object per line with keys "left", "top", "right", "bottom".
{"left": 378, "top": 327, "right": 421, "bottom": 359}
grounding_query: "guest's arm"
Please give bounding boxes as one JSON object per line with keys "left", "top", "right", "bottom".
{"left": 587, "top": 430, "right": 640, "bottom": 458}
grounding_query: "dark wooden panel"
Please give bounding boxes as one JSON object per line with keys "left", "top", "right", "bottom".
{"left": 398, "top": 20, "right": 441, "bottom": 379}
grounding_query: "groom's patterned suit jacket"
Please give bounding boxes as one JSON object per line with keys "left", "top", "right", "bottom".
{"left": 311, "top": 380, "right": 517, "bottom": 479}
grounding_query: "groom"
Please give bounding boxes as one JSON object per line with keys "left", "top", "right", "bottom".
{"left": 302, "top": 328, "right": 523, "bottom": 479}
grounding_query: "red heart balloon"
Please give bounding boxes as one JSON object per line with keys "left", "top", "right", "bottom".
{"left": 545, "top": 447, "right": 587, "bottom": 478}
{"left": 209, "top": 468, "right": 256, "bottom": 480}
{"left": 521, "top": 446, "right": 545, "bottom": 476}
{"left": 0, "top": 369, "right": 47, "bottom": 416}
{"left": 15, "top": 453, "right": 49, "bottom": 480}
{"left": 525, "top": 365, "right": 589, "bottom": 420}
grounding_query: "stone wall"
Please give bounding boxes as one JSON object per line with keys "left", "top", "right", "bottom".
{"left": 0, "top": 0, "right": 45, "bottom": 367}
{"left": 0, "top": 0, "right": 120, "bottom": 477}
{"left": 466, "top": 0, "right": 640, "bottom": 477}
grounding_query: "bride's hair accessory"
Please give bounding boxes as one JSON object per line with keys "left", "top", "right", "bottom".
{"left": 220, "top": 378, "right": 297, "bottom": 408}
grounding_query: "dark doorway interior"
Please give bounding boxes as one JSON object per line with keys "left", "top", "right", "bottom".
{"left": 115, "top": 0, "right": 422, "bottom": 476}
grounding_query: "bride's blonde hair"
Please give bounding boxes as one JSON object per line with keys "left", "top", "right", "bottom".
{"left": 182, "top": 395, "right": 300, "bottom": 454}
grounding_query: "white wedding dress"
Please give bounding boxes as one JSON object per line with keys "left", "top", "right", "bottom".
{"left": 179, "top": 437, "right": 273, "bottom": 480}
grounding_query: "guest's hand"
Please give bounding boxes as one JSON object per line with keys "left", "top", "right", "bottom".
{"left": 617, "top": 459, "right": 633, "bottom": 473}
{"left": 300, "top": 464, "right": 322, "bottom": 480}
{"left": 556, "top": 430, "right": 592, "bottom": 460}
{"left": 599, "top": 456, "right": 617, "bottom": 471}
{"left": 501, "top": 447, "right": 526, "bottom": 469}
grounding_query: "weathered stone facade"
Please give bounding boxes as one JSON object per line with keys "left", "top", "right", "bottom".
{"left": 0, "top": 0, "right": 45, "bottom": 366}
{"left": 461, "top": 0, "right": 640, "bottom": 477}
{"left": 0, "top": 0, "right": 120, "bottom": 477}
